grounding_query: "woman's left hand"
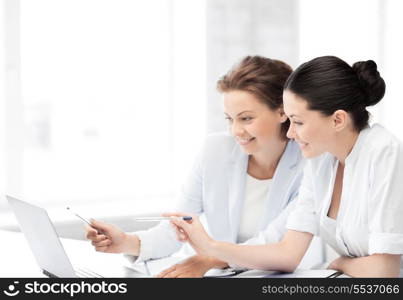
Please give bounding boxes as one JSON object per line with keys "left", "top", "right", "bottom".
{"left": 156, "top": 255, "right": 215, "bottom": 278}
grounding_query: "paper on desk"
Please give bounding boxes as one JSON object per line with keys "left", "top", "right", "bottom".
{"left": 232, "top": 269, "right": 278, "bottom": 278}
{"left": 204, "top": 268, "right": 239, "bottom": 277}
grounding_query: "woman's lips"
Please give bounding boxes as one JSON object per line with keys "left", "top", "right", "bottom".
{"left": 237, "top": 137, "right": 255, "bottom": 146}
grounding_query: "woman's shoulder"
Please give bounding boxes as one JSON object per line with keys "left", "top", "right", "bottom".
{"left": 364, "top": 124, "right": 402, "bottom": 153}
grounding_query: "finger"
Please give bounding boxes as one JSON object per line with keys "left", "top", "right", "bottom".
{"left": 161, "top": 268, "right": 181, "bottom": 278}
{"left": 156, "top": 265, "right": 176, "bottom": 278}
{"left": 171, "top": 218, "right": 190, "bottom": 231}
{"left": 92, "top": 238, "right": 112, "bottom": 248}
{"left": 85, "top": 226, "right": 98, "bottom": 239}
{"left": 175, "top": 229, "right": 187, "bottom": 242}
{"left": 89, "top": 219, "right": 112, "bottom": 233}
{"left": 171, "top": 223, "right": 188, "bottom": 241}
{"left": 89, "top": 234, "right": 108, "bottom": 243}
{"left": 95, "top": 246, "right": 109, "bottom": 252}
{"left": 178, "top": 228, "right": 188, "bottom": 241}
{"left": 174, "top": 226, "right": 183, "bottom": 241}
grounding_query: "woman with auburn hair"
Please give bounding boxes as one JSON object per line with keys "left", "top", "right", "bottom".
{"left": 85, "top": 56, "right": 318, "bottom": 277}
{"left": 168, "top": 56, "right": 403, "bottom": 277}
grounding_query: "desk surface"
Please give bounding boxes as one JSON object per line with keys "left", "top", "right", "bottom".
{"left": 1, "top": 229, "right": 348, "bottom": 278}
{"left": 0, "top": 229, "right": 146, "bottom": 278}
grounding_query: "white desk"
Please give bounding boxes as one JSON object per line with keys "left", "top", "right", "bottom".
{"left": 0, "top": 229, "right": 147, "bottom": 277}
{"left": 0, "top": 229, "right": 348, "bottom": 278}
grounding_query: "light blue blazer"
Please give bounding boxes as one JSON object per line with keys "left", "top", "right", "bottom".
{"left": 132, "top": 132, "right": 304, "bottom": 262}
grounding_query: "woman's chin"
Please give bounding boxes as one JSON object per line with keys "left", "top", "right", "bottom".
{"left": 240, "top": 145, "right": 257, "bottom": 155}
{"left": 301, "top": 147, "right": 322, "bottom": 159}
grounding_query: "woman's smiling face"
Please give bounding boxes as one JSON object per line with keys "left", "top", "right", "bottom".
{"left": 223, "top": 90, "right": 287, "bottom": 155}
{"left": 283, "top": 89, "right": 336, "bottom": 158}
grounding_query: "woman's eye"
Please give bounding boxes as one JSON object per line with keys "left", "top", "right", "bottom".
{"left": 293, "top": 121, "right": 303, "bottom": 125}
{"left": 241, "top": 117, "right": 252, "bottom": 121}
{"left": 225, "top": 117, "right": 233, "bottom": 123}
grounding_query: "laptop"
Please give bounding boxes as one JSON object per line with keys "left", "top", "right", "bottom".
{"left": 7, "top": 195, "right": 149, "bottom": 278}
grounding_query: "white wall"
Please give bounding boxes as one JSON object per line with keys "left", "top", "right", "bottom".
{"left": 205, "top": 0, "right": 299, "bottom": 133}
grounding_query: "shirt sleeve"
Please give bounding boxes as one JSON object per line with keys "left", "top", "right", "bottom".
{"left": 368, "top": 141, "right": 403, "bottom": 255}
{"left": 286, "top": 162, "right": 319, "bottom": 236}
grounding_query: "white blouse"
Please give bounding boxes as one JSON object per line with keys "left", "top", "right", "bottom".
{"left": 237, "top": 175, "right": 271, "bottom": 243}
{"left": 286, "top": 124, "right": 403, "bottom": 267}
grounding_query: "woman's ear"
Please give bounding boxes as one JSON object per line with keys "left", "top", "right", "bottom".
{"left": 278, "top": 107, "right": 288, "bottom": 123}
{"left": 332, "top": 110, "right": 348, "bottom": 132}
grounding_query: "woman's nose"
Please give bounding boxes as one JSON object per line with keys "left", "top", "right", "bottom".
{"left": 286, "top": 123, "right": 295, "bottom": 139}
{"left": 231, "top": 122, "right": 244, "bottom": 137}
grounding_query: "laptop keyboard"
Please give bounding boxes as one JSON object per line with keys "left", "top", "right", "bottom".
{"left": 74, "top": 268, "right": 104, "bottom": 278}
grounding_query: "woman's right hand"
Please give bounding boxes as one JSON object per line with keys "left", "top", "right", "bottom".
{"left": 85, "top": 219, "right": 139, "bottom": 255}
{"left": 163, "top": 213, "right": 215, "bottom": 256}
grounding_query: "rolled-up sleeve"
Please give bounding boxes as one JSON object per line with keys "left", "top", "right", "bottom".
{"left": 368, "top": 142, "right": 403, "bottom": 255}
{"left": 286, "top": 163, "right": 319, "bottom": 236}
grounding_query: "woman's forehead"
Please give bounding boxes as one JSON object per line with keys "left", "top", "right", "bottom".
{"left": 283, "top": 91, "right": 308, "bottom": 115}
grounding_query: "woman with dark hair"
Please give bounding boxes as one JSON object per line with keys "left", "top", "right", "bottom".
{"left": 168, "top": 56, "right": 403, "bottom": 277}
{"left": 85, "top": 56, "right": 316, "bottom": 277}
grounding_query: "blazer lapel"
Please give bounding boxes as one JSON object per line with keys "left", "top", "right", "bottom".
{"left": 227, "top": 144, "right": 248, "bottom": 243}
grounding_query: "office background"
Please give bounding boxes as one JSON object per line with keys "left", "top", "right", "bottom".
{"left": 0, "top": 0, "right": 402, "bottom": 262}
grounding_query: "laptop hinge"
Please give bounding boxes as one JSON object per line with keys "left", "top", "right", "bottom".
{"left": 42, "top": 269, "right": 59, "bottom": 278}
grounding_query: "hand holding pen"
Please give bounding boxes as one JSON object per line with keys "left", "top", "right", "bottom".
{"left": 69, "top": 206, "right": 193, "bottom": 256}
{"left": 66, "top": 207, "right": 130, "bottom": 254}
{"left": 163, "top": 212, "right": 214, "bottom": 257}
{"left": 84, "top": 218, "right": 131, "bottom": 254}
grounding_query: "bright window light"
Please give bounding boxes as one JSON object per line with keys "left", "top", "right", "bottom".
{"left": 1, "top": 0, "right": 206, "bottom": 210}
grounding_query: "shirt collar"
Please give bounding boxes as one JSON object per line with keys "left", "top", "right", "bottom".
{"left": 345, "top": 125, "right": 371, "bottom": 165}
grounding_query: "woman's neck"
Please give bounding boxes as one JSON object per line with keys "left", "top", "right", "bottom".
{"left": 247, "top": 138, "right": 288, "bottom": 180}
{"left": 330, "top": 129, "right": 360, "bottom": 166}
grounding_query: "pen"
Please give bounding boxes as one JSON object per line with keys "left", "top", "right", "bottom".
{"left": 66, "top": 207, "right": 104, "bottom": 234}
{"left": 66, "top": 206, "right": 104, "bottom": 234}
{"left": 66, "top": 207, "right": 93, "bottom": 226}
{"left": 134, "top": 216, "right": 192, "bottom": 222}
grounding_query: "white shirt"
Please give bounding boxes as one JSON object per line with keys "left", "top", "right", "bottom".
{"left": 237, "top": 175, "right": 272, "bottom": 243}
{"left": 287, "top": 124, "right": 403, "bottom": 272}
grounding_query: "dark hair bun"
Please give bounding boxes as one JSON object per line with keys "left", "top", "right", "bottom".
{"left": 352, "top": 60, "right": 386, "bottom": 106}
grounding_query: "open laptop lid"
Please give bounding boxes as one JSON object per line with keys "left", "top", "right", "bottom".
{"left": 7, "top": 195, "right": 76, "bottom": 277}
